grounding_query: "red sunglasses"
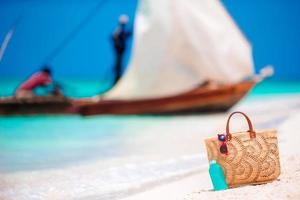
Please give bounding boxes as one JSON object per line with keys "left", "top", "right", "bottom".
{"left": 218, "top": 134, "right": 228, "bottom": 155}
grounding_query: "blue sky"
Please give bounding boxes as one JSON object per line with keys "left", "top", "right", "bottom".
{"left": 0, "top": 0, "right": 299, "bottom": 81}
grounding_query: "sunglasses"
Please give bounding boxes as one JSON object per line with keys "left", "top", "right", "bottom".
{"left": 218, "top": 134, "right": 228, "bottom": 155}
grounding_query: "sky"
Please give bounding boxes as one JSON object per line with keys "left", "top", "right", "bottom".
{"left": 0, "top": 0, "right": 299, "bottom": 81}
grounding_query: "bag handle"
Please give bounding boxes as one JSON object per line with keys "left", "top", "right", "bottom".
{"left": 226, "top": 111, "right": 256, "bottom": 141}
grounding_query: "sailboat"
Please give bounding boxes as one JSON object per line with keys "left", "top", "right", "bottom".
{"left": 78, "top": 0, "right": 267, "bottom": 116}
{"left": 0, "top": 0, "right": 270, "bottom": 116}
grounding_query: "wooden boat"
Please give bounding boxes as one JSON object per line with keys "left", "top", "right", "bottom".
{"left": 0, "top": 1, "right": 266, "bottom": 116}
{"left": 0, "top": 80, "right": 256, "bottom": 116}
{"left": 78, "top": 80, "right": 255, "bottom": 116}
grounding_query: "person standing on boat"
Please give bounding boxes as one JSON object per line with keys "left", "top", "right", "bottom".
{"left": 15, "top": 66, "right": 53, "bottom": 99}
{"left": 111, "top": 14, "right": 131, "bottom": 84}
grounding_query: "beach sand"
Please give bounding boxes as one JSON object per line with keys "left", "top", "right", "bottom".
{"left": 122, "top": 95, "right": 300, "bottom": 200}
{"left": 1, "top": 95, "right": 300, "bottom": 200}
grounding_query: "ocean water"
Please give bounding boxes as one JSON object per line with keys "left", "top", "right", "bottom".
{"left": 1, "top": 78, "right": 300, "bottom": 97}
{"left": 0, "top": 79, "right": 300, "bottom": 199}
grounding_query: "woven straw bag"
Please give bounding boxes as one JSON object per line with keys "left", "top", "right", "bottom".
{"left": 205, "top": 111, "right": 281, "bottom": 188}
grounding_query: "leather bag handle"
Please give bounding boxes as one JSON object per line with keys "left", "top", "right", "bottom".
{"left": 226, "top": 111, "right": 256, "bottom": 141}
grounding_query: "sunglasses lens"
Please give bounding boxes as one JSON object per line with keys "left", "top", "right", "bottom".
{"left": 220, "top": 143, "right": 228, "bottom": 154}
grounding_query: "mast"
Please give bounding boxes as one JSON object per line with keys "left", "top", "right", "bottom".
{"left": 0, "top": 15, "right": 22, "bottom": 63}
{"left": 42, "top": 0, "right": 108, "bottom": 64}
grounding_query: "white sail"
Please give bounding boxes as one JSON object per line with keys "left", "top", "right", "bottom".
{"left": 105, "top": 0, "right": 254, "bottom": 100}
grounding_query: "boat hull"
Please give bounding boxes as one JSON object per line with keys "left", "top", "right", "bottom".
{"left": 0, "top": 96, "right": 74, "bottom": 115}
{"left": 79, "top": 81, "right": 255, "bottom": 116}
{"left": 0, "top": 81, "right": 255, "bottom": 116}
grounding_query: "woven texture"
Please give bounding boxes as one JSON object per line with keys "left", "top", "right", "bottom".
{"left": 205, "top": 113, "right": 281, "bottom": 187}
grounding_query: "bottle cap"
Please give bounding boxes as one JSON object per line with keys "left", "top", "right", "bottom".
{"left": 210, "top": 160, "right": 216, "bottom": 164}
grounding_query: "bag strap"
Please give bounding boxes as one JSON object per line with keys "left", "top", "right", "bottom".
{"left": 226, "top": 111, "right": 256, "bottom": 141}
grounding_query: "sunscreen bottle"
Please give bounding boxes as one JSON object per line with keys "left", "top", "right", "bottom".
{"left": 209, "top": 160, "right": 228, "bottom": 191}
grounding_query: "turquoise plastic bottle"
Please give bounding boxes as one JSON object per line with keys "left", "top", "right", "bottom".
{"left": 209, "top": 160, "right": 228, "bottom": 191}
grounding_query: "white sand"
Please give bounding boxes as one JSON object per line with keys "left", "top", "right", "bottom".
{"left": 1, "top": 95, "right": 300, "bottom": 200}
{"left": 123, "top": 95, "right": 300, "bottom": 200}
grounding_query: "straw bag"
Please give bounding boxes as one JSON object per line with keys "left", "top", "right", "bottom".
{"left": 205, "top": 111, "right": 281, "bottom": 188}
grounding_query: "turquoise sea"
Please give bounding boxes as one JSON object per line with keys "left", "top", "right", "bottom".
{"left": 0, "top": 79, "right": 300, "bottom": 171}
{"left": 1, "top": 79, "right": 300, "bottom": 172}
{"left": 0, "top": 79, "right": 300, "bottom": 199}
{"left": 1, "top": 78, "right": 300, "bottom": 97}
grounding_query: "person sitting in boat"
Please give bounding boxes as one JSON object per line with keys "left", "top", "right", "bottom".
{"left": 15, "top": 66, "right": 53, "bottom": 99}
{"left": 111, "top": 14, "right": 132, "bottom": 84}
